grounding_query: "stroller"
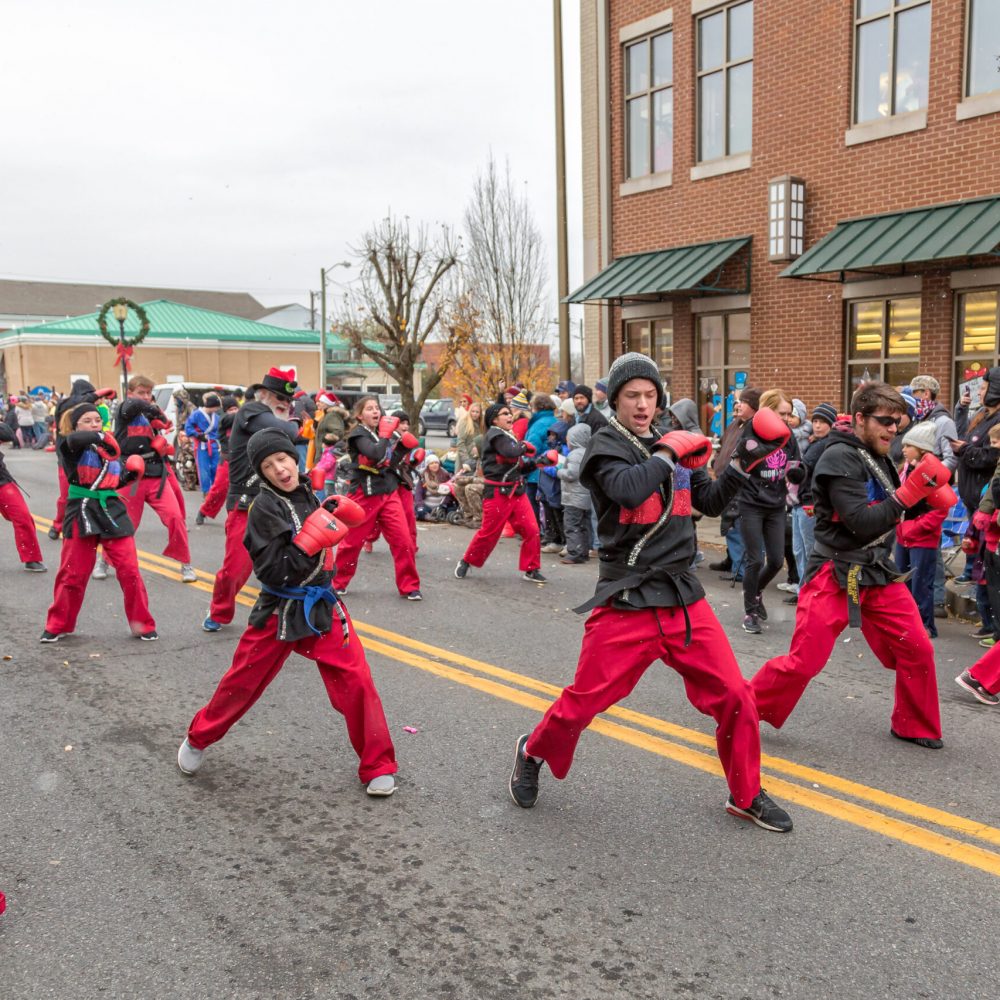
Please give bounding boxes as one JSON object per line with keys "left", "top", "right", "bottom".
{"left": 416, "top": 480, "right": 463, "bottom": 524}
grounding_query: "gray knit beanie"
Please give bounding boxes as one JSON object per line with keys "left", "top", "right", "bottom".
{"left": 606, "top": 353, "right": 666, "bottom": 410}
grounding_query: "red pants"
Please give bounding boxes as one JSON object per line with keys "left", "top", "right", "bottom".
{"left": 200, "top": 459, "right": 229, "bottom": 519}
{"left": 525, "top": 600, "right": 761, "bottom": 808}
{"left": 463, "top": 491, "right": 540, "bottom": 573}
{"left": 187, "top": 614, "right": 397, "bottom": 783}
{"left": 366, "top": 486, "right": 418, "bottom": 551}
{"left": 0, "top": 482, "right": 43, "bottom": 563}
{"left": 45, "top": 533, "right": 156, "bottom": 635}
{"left": 208, "top": 507, "right": 253, "bottom": 624}
{"left": 333, "top": 491, "right": 420, "bottom": 595}
{"left": 118, "top": 472, "right": 190, "bottom": 563}
{"left": 54, "top": 464, "right": 68, "bottom": 532}
{"left": 751, "top": 561, "right": 942, "bottom": 739}
{"left": 969, "top": 642, "right": 1000, "bottom": 695}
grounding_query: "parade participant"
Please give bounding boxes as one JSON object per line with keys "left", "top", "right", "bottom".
{"left": 41, "top": 402, "right": 156, "bottom": 642}
{"left": 203, "top": 368, "right": 299, "bottom": 631}
{"left": 507, "top": 352, "right": 793, "bottom": 832}
{"left": 178, "top": 427, "right": 399, "bottom": 796}
{"left": 956, "top": 647, "right": 1000, "bottom": 706}
{"left": 331, "top": 396, "right": 422, "bottom": 600}
{"left": 361, "top": 411, "right": 421, "bottom": 554}
{"left": 97, "top": 375, "right": 195, "bottom": 584}
{"left": 454, "top": 402, "right": 553, "bottom": 584}
{"left": 0, "top": 424, "right": 46, "bottom": 571}
{"left": 196, "top": 396, "right": 240, "bottom": 525}
{"left": 184, "top": 392, "right": 222, "bottom": 495}
{"left": 751, "top": 382, "right": 948, "bottom": 749}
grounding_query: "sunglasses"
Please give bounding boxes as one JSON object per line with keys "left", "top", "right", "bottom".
{"left": 868, "top": 414, "right": 901, "bottom": 428}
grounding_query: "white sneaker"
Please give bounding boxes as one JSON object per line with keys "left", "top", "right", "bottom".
{"left": 177, "top": 738, "right": 204, "bottom": 775}
{"left": 366, "top": 774, "right": 396, "bottom": 796}
{"left": 776, "top": 582, "right": 796, "bottom": 593}
{"left": 92, "top": 558, "right": 109, "bottom": 580}
{"left": 180, "top": 563, "right": 197, "bottom": 583}
{"left": 540, "top": 542, "right": 562, "bottom": 554}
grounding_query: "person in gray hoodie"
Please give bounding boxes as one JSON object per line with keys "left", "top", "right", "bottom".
{"left": 668, "top": 398, "right": 701, "bottom": 433}
{"left": 556, "top": 422, "right": 593, "bottom": 563}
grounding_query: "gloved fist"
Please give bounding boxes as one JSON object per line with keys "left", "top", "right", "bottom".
{"left": 150, "top": 418, "right": 173, "bottom": 432}
{"left": 734, "top": 409, "right": 790, "bottom": 472}
{"left": 926, "top": 483, "right": 958, "bottom": 510}
{"left": 94, "top": 387, "right": 117, "bottom": 400}
{"left": 785, "top": 462, "right": 807, "bottom": 485}
{"left": 293, "top": 508, "right": 349, "bottom": 557}
{"left": 654, "top": 431, "right": 712, "bottom": 469}
{"left": 521, "top": 441, "right": 537, "bottom": 457}
{"left": 894, "top": 453, "right": 950, "bottom": 510}
{"left": 150, "top": 435, "right": 170, "bottom": 457}
{"left": 125, "top": 454, "right": 145, "bottom": 478}
{"left": 378, "top": 416, "right": 400, "bottom": 439}
{"left": 322, "top": 494, "right": 366, "bottom": 527}
{"left": 408, "top": 447, "right": 426, "bottom": 466}
{"left": 962, "top": 535, "right": 980, "bottom": 554}
{"left": 95, "top": 432, "right": 121, "bottom": 461}
{"left": 309, "top": 466, "right": 327, "bottom": 492}
{"left": 399, "top": 431, "right": 419, "bottom": 450}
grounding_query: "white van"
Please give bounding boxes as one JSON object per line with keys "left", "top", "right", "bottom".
{"left": 152, "top": 382, "right": 243, "bottom": 444}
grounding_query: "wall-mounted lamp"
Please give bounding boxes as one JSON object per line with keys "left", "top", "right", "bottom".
{"left": 768, "top": 175, "right": 805, "bottom": 262}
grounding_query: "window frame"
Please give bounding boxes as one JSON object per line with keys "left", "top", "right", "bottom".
{"left": 693, "top": 310, "right": 751, "bottom": 437}
{"left": 624, "top": 316, "right": 674, "bottom": 390}
{"left": 694, "top": 0, "right": 754, "bottom": 164}
{"left": 623, "top": 28, "right": 674, "bottom": 181}
{"left": 964, "top": 0, "right": 1000, "bottom": 100}
{"left": 844, "top": 294, "right": 923, "bottom": 404}
{"left": 953, "top": 287, "right": 1000, "bottom": 403}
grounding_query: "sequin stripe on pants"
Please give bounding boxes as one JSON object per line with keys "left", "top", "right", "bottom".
{"left": 44, "top": 533, "right": 156, "bottom": 636}
{"left": 333, "top": 491, "right": 420, "bottom": 595}
{"left": 750, "top": 561, "right": 942, "bottom": 739}
{"left": 186, "top": 613, "right": 398, "bottom": 783}
{"left": 525, "top": 600, "right": 762, "bottom": 809}
{"left": 462, "top": 490, "right": 540, "bottom": 572}
{"left": 200, "top": 459, "right": 229, "bottom": 519}
{"left": 0, "top": 481, "right": 43, "bottom": 562}
{"left": 117, "top": 474, "right": 190, "bottom": 562}
{"left": 208, "top": 507, "right": 253, "bottom": 624}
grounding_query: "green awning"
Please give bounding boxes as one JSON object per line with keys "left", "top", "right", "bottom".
{"left": 566, "top": 236, "right": 751, "bottom": 303}
{"left": 782, "top": 195, "right": 1000, "bottom": 279}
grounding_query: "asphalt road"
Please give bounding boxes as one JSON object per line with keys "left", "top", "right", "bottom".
{"left": 1, "top": 443, "right": 999, "bottom": 1000}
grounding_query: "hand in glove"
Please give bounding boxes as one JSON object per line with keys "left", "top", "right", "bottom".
{"left": 321, "top": 494, "right": 366, "bottom": 528}
{"left": 893, "top": 454, "right": 950, "bottom": 510}
{"left": 734, "top": 409, "right": 790, "bottom": 473}
{"left": 95, "top": 432, "right": 121, "bottom": 462}
{"left": 653, "top": 431, "right": 713, "bottom": 469}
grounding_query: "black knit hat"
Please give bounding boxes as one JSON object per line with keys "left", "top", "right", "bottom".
{"left": 485, "top": 402, "right": 509, "bottom": 427}
{"left": 220, "top": 395, "right": 238, "bottom": 410}
{"left": 247, "top": 427, "right": 299, "bottom": 476}
{"left": 812, "top": 402, "right": 838, "bottom": 426}
{"left": 248, "top": 366, "right": 298, "bottom": 400}
{"left": 70, "top": 402, "right": 100, "bottom": 428}
{"left": 203, "top": 393, "right": 221, "bottom": 408}
{"left": 574, "top": 384, "right": 593, "bottom": 402}
{"left": 606, "top": 353, "right": 666, "bottom": 410}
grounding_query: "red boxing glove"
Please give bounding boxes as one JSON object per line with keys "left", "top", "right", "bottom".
{"left": 399, "top": 431, "right": 419, "bottom": 450}
{"left": 125, "top": 454, "right": 145, "bottom": 478}
{"left": 309, "top": 466, "right": 327, "bottom": 491}
{"left": 150, "top": 435, "right": 169, "bottom": 457}
{"left": 408, "top": 447, "right": 426, "bottom": 465}
{"left": 972, "top": 510, "right": 992, "bottom": 531}
{"left": 95, "top": 432, "right": 121, "bottom": 460}
{"left": 541, "top": 449, "right": 560, "bottom": 466}
{"left": 962, "top": 534, "right": 979, "bottom": 554}
{"left": 94, "top": 387, "right": 117, "bottom": 399}
{"left": 150, "top": 418, "right": 173, "bottom": 432}
{"left": 735, "top": 408, "right": 791, "bottom": 472}
{"left": 653, "top": 430, "right": 713, "bottom": 469}
{"left": 926, "top": 483, "right": 957, "bottom": 510}
{"left": 894, "top": 453, "right": 950, "bottom": 510}
{"left": 322, "top": 494, "right": 366, "bottom": 528}
{"left": 293, "top": 508, "right": 349, "bottom": 557}
{"left": 378, "top": 415, "right": 400, "bottom": 439}
{"left": 521, "top": 441, "right": 537, "bottom": 457}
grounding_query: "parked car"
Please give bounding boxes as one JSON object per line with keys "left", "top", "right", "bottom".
{"left": 378, "top": 393, "right": 402, "bottom": 414}
{"left": 152, "top": 382, "right": 243, "bottom": 445}
{"left": 419, "top": 397, "right": 456, "bottom": 437}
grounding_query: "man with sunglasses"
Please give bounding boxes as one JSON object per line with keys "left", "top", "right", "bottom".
{"left": 751, "top": 382, "right": 948, "bottom": 749}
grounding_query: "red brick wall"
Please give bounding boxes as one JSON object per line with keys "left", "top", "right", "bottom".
{"left": 607, "top": 0, "right": 1000, "bottom": 408}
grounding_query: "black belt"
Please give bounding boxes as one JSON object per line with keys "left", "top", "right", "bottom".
{"left": 811, "top": 540, "right": 906, "bottom": 628}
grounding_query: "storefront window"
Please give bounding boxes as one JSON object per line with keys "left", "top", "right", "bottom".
{"left": 625, "top": 317, "right": 673, "bottom": 396}
{"left": 955, "top": 289, "right": 1000, "bottom": 403}
{"left": 967, "top": 0, "right": 1000, "bottom": 98}
{"left": 695, "top": 312, "right": 750, "bottom": 438}
{"left": 846, "top": 296, "right": 921, "bottom": 400}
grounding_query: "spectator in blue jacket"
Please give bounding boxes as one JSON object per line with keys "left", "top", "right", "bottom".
{"left": 524, "top": 393, "right": 557, "bottom": 521}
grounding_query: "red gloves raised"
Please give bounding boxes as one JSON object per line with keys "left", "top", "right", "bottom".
{"left": 309, "top": 466, "right": 327, "bottom": 491}
{"left": 378, "top": 415, "right": 400, "bottom": 439}
{"left": 926, "top": 483, "right": 957, "bottom": 510}
{"left": 95, "top": 432, "right": 120, "bottom": 461}
{"left": 94, "top": 387, "right": 117, "bottom": 400}
{"left": 654, "top": 431, "right": 713, "bottom": 469}
{"left": 399, "top": 431, "right": 419, "bottom": 450}
{"left": 408, "top": 447, "right": 426, "bottom": 466}
{"left": 293, "top": 508, "right": 349, "bottom": 557}
{"left": 894, "top": 454, "right": 950, "bottom": 509}
{"left": 734, "top": 408, "right": 790, "bottom": 472}
{"left": 322, "top": 494, "right": 366, "bottom": 527}
{"left": 124, "top": 454, "right": 145, "bottom": 478}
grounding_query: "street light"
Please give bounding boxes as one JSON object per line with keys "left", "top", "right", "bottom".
{"left": 112, "top": 300, "right": 130, "bottom": 396}
{"left": 320, "top": 261, "right": 351, "bottom": 389}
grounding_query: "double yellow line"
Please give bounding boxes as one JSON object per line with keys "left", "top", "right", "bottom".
{"left": 34, "top": 515, "right": 1000, "bottom": 877}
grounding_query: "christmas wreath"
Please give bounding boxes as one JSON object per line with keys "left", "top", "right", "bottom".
{"left": 97, "top": 298, "right": 151, "bottom": 372}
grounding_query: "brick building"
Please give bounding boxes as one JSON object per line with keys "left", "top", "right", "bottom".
{"left": 575, "top": 0, "right": 1000, "bottom": 437}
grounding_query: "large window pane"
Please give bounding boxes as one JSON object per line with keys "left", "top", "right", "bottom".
{"left": 728, "top": 1, "right": 753, "bottom": 62}
{"left": 727, "top": 62, "right": 753, "bottom": 154}
{"left": 894, "top": 4, "right": 930, "bottom": 113}
{"left": 885, "top": 360, "right": 919, "bottom": 389}
{"left": 654, "top": 319, "right": 673, "bottom": 372}
{"left": 848, "top": 362, "right": 879, "bottom": 395}
{"left": 626, "top": 320, "right": 651, "bottom": 357}
{"left": 727, "top": 313, "right": 751, "bottom": 367}
{"left": 698, "top": 315, "right": 724, "bottom": 367}
{"left": 653, "top": 90, "right": 673, "bottom": 173}
{"left": 698, "top": 11, "right": 725, "bottom": 70}
{"left": 627, "top": 40, "right": 649, "bottom": 94}
{"left": 858, "top": 0, "right": 891, "bottom": 17}
{"left": 968, "top": 0, "right": 1000, "bottom": 97}
{"left": 887, "top": 296, "right": 921, "bottom": 355}
{"left": 627, "top": 97, "right": 649, "bottom": 178}
{"left": 856, "top": 17, "right": 891, "bottom": 121}
{"left": 960, "top": 291, "right": 999, "bottom": 354}
{"left": 698, "top": 373, "right": 723, "bottom": 436}
{"left": 652, "top": 32, "right": 672, "bottom": 87}
{"left": 699, "top": 72, "right": 725, "bottom": 160}
{"left": 850, "top": 301, "right": 884, "bottom": 358}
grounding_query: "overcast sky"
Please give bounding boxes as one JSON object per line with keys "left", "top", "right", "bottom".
{"left": 1, "top": 0, "right": 583, "bottom": 332}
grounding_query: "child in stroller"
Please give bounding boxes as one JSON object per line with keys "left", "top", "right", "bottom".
{"left": 414, "top": 453, "right": 460, "bottom": 523}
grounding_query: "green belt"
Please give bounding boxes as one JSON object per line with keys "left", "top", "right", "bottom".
{"left": 68, "top": 484, "right": 119, "bottom": 513}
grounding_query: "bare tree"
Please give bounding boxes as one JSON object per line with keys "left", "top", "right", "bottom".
{"left": 337, "top": 214, "right": 461, "bottom": 418}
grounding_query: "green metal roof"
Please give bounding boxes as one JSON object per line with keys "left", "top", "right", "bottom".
{"left": 16, "top": 299, "right": 320, "bottom": 344}
{"left": 566, "top": 236, "right": 751, "bottom": 303}
{"left": 782, "top": 195, "right": 1000, "bottom": 279}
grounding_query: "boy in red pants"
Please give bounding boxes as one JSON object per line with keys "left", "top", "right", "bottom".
{"left": 178, "top": 427, "right": 398, "bottom": 795}
{"left": 0, "top": 424, "right": 46, "bottom": 571}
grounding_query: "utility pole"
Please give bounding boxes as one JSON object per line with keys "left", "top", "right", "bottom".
{"left": 319, "top": 268, "right": 327, "bottom": 389}
{"left": 553, "top": 0, "right": 571, "bottom": 381}
{"left": 309, "top": 290, "right": 317, "bottom": 332}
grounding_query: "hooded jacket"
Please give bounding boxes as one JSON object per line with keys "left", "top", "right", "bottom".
{"left": 914, "top": 402, "right": 958, "bottom": 471}
{"left": 956, "top": 405, "right": 1000, "bottom": 514}
{"left": 668, "top": 399, "right": 700, "bottom": 433}
{"left": 736, "top": 420, "right": 800, "bottom": 510}
{"left": 344, "top": 424, "right": 401, "bottom": 498}
{"left": 227, "top": 402, "right": 298, "bottom": 510}
{"left": 54, "top": 379, "right": 97, "bottom": 454}
{"left": 524, "top": 409, "right": 557, "bottom": 485}
{"left": 58, "top": 431, "right": 138, "bottom": 539}
{"left": 557, "top": 423, "right": 592, "bottom": 510}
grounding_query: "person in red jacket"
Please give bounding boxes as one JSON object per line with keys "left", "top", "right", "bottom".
{"left": 178, "top": 427, "right": 398, "bottom": 794}
{"left": 0, "top": 424, "right": 46, "bottom": 571}
{"left": 894, "top": 422, "right": 949, "bottom": 639}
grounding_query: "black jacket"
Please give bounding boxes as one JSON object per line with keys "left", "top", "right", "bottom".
{"left": 59, "top": 432, "right": 137, "bottom": 539}
{"left": 479, "top": 426, "right": 541, "bottom": 498}
{"left": 736, "top": 422, "right": 800, "bottom": 511}
{"left": 227, "top": 402, "right": 297, "bottom": 510}
{"left": 0, "top": 424, "right": 15, "bottom": 486}
{"left": 114, "top": 397, "right": 168, "bottom": 478}
{"left": 345, "top": 425, "right": 400, "bottom": 497}
{"left": 956, "top": 407, "right": 1000, "bottom": 514}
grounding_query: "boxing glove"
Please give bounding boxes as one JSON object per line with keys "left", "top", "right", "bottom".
{"left": 399, "top": 431, "right": 419, "bottom": 450}
{"left": 734, "top": 408, "right": 791, "bottom": 472}
{"left": 893, "top": 453, "right": 950, "bottom": 509}
{"left": 785, "top": 462, "right": 807, "bottom": 484}
{"left": 150, "top": 418, "right": 173, "bottom": 432}
{"left": 653, "top": 431, "right": 713, "bottom": 469}
{"left": 309, "top": 466, "right": 327, "bottom": 492}
{"left": 125, "top": 454, "right": 145, "bottom": 478}
{"left": 94, "top": 387, "right": 117, "bottom": 400}
{"left": 95, "top": 432, "right": 121, "bottom": 461}
{"left": 292, "top": 508, "right": 349, "bottom": 557}
{"left": 378, "top": 415, "right": 400, "bottom": 439}
{"left": 521, "top": 441, "right": 537, "bottom": 457}
{"left": 322, "top": 494, "right": 366, "bottom": 528}
{"left": 150, "top": 435, "right": 170, "bottom": 457}
{"left": 408, "top": 447, "right": 426, "bottom": 466}
{"left": 972, "top": 510, "right": 992, "bottom": 531}
{"left": 926, "top": 483, "right": 958, "bottom": 510}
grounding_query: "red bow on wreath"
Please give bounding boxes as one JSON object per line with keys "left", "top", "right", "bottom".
{"left": 114, "top": 343, "right": 134, "bottom": 371}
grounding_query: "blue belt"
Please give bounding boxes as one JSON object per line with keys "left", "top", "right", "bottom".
{"left": 261, "top": 583, "right": 349, "bottom": 644}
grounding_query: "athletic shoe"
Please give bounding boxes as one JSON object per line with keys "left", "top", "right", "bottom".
{"left": 708, "top": 558, "right": 731, "bottom": 572}
{"left": 776, "top": 581, "right": 797, "bottom": 593}
{"left": 522, "top": 569, "right": 547, "bottom": 583}
{"left": 180, "top": 564, "right": 197, "bottom": 583}
{"left": 692, "top": 551, "right": 705, "bottom": 566}
{"left": 195, "top": 511, "right": 205, "bottom": 526}
{"left": 39, "top": 630, "right": 69, "bottom": 643}
{"left": 890, "top": 728, "right": 944, "bottom": 750}
{"left": 334, "top": 588, "right": 348, "bottom": 597}
{"left": 509, "top": 734, "right": 541, "bottom": 808}
{"left": 725, "top": 790, "right": 793, "bottom": 832}
{"left": 455, "top": 560, "right": 469, "bottom": 579}
{"left": 47, "top": 526, "right": 61, "bottom": 540}
{"left": 719, "top": 573, "right": 744, "bottom": 583}
{"left": 405, "top": 590, "right": 423, "bottom": 601}
{"left": 955, "top": 669, "right": 1000, "bottom": 706}
{"left": 92, "top": 558, "right": 109, "bottom": 580}
{"left": 782, "top": 594, "right": 798, "bottom": 605}
{"left": 560, "top": 557, "right": 587, "bottom": 564}
{"left": 742, "top": 613, "right": 763, "bottom": 634}
{"left": 366, "top": 774, "right": 396, "bottom": 796}
{"left": 202, "top": 615, "right": 223, "bottom": 633}
{"left": 971, "top": 625, "right": 993, "bottom": 638}
{"left": 541, "top": 542, "right": 562, "bottom": 554}
{"left": 137, "top": 630, "right": 159, "bottom": 641}
{"left": 754, "top": 595, "right": 768, "bottom": 621}
{"left": 954, "top": 573, "right": 972, "bottom": 583}
{"left": 23, "top": 561, "right": 47, "bottom": 572}
{"left": 979, "top": 636, "right": 996, "bottom": 648}
{"left": 177, "top": 738, "right": 204, "bottom": 776}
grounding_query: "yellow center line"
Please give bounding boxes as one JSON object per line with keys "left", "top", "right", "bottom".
{"left": 33, "top": 514, "right": 1000, "bottom": 874}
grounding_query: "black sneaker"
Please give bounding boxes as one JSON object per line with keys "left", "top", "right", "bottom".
{"left": 195, "top": 511, "right": 205, "bottom": 526}
{"left": 754, "top": 595, "right": 767, "bottom": 621}
{"left": 23, "top": 561, "right": 47, "bottom": 572}
{"left": 708, "top": 558, "right": 731, "bottom": 572}
{"left": 522, "top": 569, "right": 547, "bottom": 583}
{"left": 726, "top": 789, "right": 793, "bottom": 832}
{"left": 782, "top": 594, "right": 798, "bottom": 605}
{"left": 509, "top": 734, "right": 541, "bottom": 808}
{"left": 454, "top": 559, "right": 469, "bottom": 579}
{"left": 39, "top": 630, "right": 67, "bottom": 643}
{"left": 742, "top": 613, "right": 762, "bottom": 634}
{"left": 955, "top": 669, "right": 1000, "bottom": 706}
{"left": 971, "top": 625, "right": 993, "bottom": 638}
{"left": 405, "top": 590, "right": 423, "bottom": 601}
{"left": 890, "top": 728, "right": 943, "bottom": 749}
{"left": 138, "top": 630, "right": 159, "bottom": 641}
{"left": 47, "top": 526, "right": 60, "bottom": 540}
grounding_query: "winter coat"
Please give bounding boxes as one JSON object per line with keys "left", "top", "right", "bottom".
{"left": 736, "top": 423, "right": 800, "bottom": 511}
{"left": 956, "top": 405, "right": 1000, "bottom": 514}
{"left": 575, "top": 403, "right": 608, "bottom": 433}
{"left": 914, "top": 403, "right": 958, "bottom": 471}
{"left": 557, "top": 423, "right": 593, "bottom": 510}
{"left": 524, "top": 410, "right": 557, "bottom": 485}
{"left": 668, "top": 398, "right": 700, "bottom": 433}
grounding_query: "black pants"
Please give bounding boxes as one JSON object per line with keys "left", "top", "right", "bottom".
{"left": 563, "top": 505, "right": 591, "bottom": 561}
{"left": 739, "top": 504, "right": 786, "bottom": 612}
{"left": 540, "top": 499, "right": 564, "bottom": 545}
